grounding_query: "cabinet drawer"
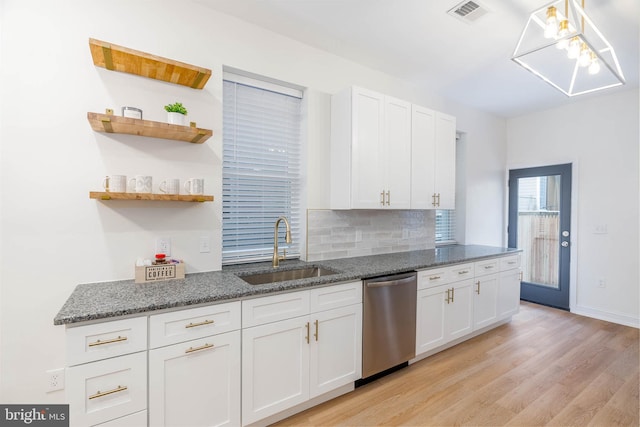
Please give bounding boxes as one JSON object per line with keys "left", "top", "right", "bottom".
{"left": 67, "top": 352, "right": 147, "bottom": 427}
{"left": 94, "top": 410, "right": 147, "bottom": 426}
{"left": 242, "top": 290, "right": 310, "bottom": 328}
{"left": 310, "top": 281, "right": 362, "bottom": 313}
{"left": 149, "top": 301, "right": 241, "bottom": 349}
{"left": 448, "top": 263, "right": 474, "bottom": 282}
{"left": 66, "top": 317, "right": 147, "bottom": 366}
{"left": 500, "top": 254, "right": 521, "bottom": 271}
{"left": 474, "top": 258, "right": 500, "bottom": 277}
{"left": 417, "top": 267, "right": 449, "bottom": 290}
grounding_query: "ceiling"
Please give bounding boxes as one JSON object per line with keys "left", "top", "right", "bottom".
{"left": 197, "top": 0, "right": 639, "bottom": 118}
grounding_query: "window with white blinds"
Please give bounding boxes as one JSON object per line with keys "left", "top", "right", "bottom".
{"left": 222, "top": 76, "right": 302, "bottom": 264}
{"left": 435, "top": 209, "right": 456, "bottom": 244}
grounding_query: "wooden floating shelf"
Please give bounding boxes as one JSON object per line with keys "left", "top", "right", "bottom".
{"left": 90, "top": 192, "right": 214, "bottom": 203}
{"left": 89, "top": 38, "right": 211, "bottom": 89}
{"left": 87, "top": 112, "right": 212, "bottom": 144}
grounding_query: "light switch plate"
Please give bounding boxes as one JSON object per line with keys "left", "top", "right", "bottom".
{"left": 199, "top": 236, "right": 211, "bottom": 253}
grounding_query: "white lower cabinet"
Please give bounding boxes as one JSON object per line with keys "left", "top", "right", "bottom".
{"left": 446, "top": 279, "right": 474, "bottom": 340}
{"left": 66, "top": 317, "right": 148, "bottom": 427}
{"left": 94, "top": 411, "right": 147, "bottom": 426}
{"left": 149, "top": 331, "right": 241, "bottom": 427}
{"left": 67, "top": 352, "right": 147, "bottom": 427}
{"left": 499, "top": 255, "right": 522, "bottom": 319}
{"left": 473, "top": 273, "right": 499, "bottom": 330}
{"left": 416, "top": 255, "right": 522, "bottom": 357}
{"left": 241, "top": 282, "right": 362, "bottom": 426}
{"left": 148, "top": 302, "right": 241, "bottom": 427}
{"left": 242, "top": 316, "right": 310, "bottom": 425}
{"left": 309, "top": 304, "right": 362, "bottom": 398}
{"left": 416, "top": 279, "right": 473, "bottom": 355}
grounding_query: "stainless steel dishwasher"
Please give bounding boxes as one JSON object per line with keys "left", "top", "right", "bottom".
{"left": 362, "top": 272, "right": 417, "bottom": 379}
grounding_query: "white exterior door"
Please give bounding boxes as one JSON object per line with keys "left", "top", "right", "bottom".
{"left": 242, "top": 317, "right": 310, "bottom": 425}
{"left": 149, "top": 331, "right": 241, "bottom": 427}
{"left": 309, "top": 304, "right": 362, "bottom": 398}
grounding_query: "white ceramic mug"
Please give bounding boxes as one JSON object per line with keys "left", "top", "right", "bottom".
{"left": 129, "top": 175, "right": 153, "bottom": 193}
{"left": 159, "top": 178, "right": 180, "bottom": 195}
{"left": 103, "top": 175, "right": 127, "bottom": 193}
{"left": 184, "top": 178, "right": 204, "bottom": 195}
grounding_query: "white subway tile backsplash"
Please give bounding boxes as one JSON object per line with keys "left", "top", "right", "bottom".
{"left": 306, "top": 209, "right": 435, "bottom": 261}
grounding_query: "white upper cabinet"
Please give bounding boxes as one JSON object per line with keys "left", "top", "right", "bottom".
{"left": 331, "top": 87, "right": 411, "bottom": 209}
{"left": 331, "top": 86, "right": 455, "bottom": 210}
{"left": 434, "top": 112, "right": 456, "bottom": 209}
{"left": 410, "top": 105, "right": 436, "bottom": 209}
{"left": 411, "top": 106, "right": 457, "bottom": 209}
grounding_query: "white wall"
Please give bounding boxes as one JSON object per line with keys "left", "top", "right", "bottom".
{"left": 0, "top": 0, "right": 507, "bottom": 402}
{"left": 506, "top": 88, "right": 640, "bottom": 327}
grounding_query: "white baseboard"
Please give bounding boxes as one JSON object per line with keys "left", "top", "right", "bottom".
{"left": 572, "top": 305, "right": 640, "bottom": 328}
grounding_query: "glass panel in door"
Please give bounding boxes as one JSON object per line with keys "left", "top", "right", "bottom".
{"left": 517, "top": 175, "right": 561, "bottom": 289}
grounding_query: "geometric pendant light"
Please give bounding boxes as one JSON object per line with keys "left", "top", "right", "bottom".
{"left": 512, "top": 0, "right": 625, "bottom": 96}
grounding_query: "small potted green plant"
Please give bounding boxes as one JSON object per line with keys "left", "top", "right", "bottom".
{"left": 164, "top": 102, "right": 188, "bottom": 125}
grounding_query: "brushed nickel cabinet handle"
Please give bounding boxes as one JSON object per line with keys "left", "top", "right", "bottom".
{"left": 385, "top": 191, "right": 391, "bottom": 206}
{"left": 88, "top": 336, "right": 127, "bottom": 347}
{"left": 380, "top": 191, "right": 385, "bottom": 206}
{"left": 314, "top": 319, "right": 319, "bottom": 342}
{"left": 305, "top": 322, "right": 310, "bottom": 344}
{"left": 430, "top": 275, "right": 441, "bottom": 280}
{"left": 89, "top": 385, "right": 128, "bottom": 400}
{"left": 476, "top": 280, "right": 481, "bottom": 295}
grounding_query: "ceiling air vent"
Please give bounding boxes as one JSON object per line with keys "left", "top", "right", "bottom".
{"left": 447, "top": 0, "right": 489, "bottom": 23}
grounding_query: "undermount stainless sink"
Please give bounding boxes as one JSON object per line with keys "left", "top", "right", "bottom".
{"left": 239, "top": 266, "right": 339, "bottom": 285}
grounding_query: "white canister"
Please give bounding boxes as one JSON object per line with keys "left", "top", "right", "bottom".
{"left": 122, "top": 107, "right": 143, "bottom": 119}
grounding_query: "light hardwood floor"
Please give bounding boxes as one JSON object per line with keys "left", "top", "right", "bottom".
{"left": 274, "top": 302, "right": 639, "bottom": 426}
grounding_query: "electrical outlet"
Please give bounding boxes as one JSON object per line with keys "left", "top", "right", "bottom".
{"left": 156, "top": 237, "right": 171, "bottom": 256}
{"left": 46, "top": 368, "right": 65, "bottom": 393}
{"left": 199, "top": 236, "right": 211, "bottom": 253}
{"left": 598, "top": 279, "right": 606, "bottom": 288}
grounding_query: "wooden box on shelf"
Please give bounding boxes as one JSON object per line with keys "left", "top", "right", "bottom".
{"left": 135, "top": 260, "right": 185, "bottom": 284}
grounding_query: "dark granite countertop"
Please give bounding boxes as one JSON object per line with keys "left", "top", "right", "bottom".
{"left": 54, "top": 245, "right": 520, "bottom": 325}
